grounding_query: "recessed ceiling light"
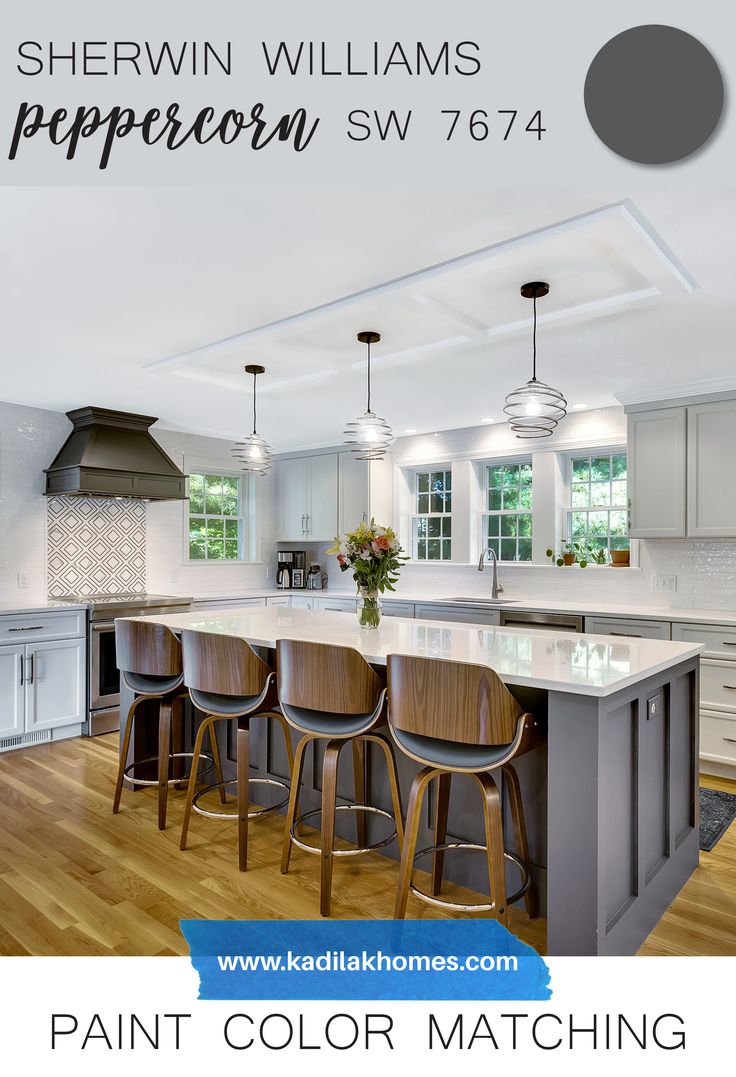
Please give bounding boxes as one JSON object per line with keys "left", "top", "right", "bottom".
{"left": 572, "top": 402, "right": 588, "bottom": 410}
{"left": 481, "top": 417, "right": 495, "bottom": 423}
{"left": 404, "top": 428, "right": 417, "bottom": 434}
{"left": 433, "top": 432, "right": 440, "bottom": 438}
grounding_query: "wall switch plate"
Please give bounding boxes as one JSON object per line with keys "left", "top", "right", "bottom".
{"left": 651, "top": 573, "right": 677, "bottom": 593}
{"left": 265, "top": 566, "right": 273, "bottom": 580}
{"left": 17, "top": 573, "right": 29, "bottom": 589}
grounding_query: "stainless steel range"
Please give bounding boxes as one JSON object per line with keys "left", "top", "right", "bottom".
{"left": 55, "top": 593, "right": 192, "bottom": 735}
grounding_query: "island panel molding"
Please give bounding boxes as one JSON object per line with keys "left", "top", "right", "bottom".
{"left": 47, "top": 496, "right": 146, "bottom": 597}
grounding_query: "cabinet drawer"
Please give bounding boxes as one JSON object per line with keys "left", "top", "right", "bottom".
{"left": 0, "top": 609, "right": 85, "bottom": 644}
{"left": 671, "top": 621, "right": 736, "bottom": 659}
{"left": 192, "top": 598, "right": 265, "bottom": 611}
{"left": 315, "top": 597, "right": 355, "bottom": 613}
{"left": 700, "top": 659, "right": 736, "bottom": 713}
{"left": 290, "top": 596, "right": 315, "bottom": 610}
{"left": 700, "top": 710, "right": 736, "bottom": 764}
{"left": 382, "top": 601, "right": 415, "bottom": 618}
{"left": 265, "top": 597, "right": 291, "bottom": 607}
{"left": 417, "top": 604, "right": 501, "bottom": 626}
{"left": 584, "top": 616, "right": 671, "bottom": 640}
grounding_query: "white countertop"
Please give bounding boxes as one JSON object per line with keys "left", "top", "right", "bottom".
{"left": 132, "top": 605, "right": 701, "bottom": 698}
{"left": 0, "top": 599, "right": 88, "bottom": 616}
{"left": 189, "top": 587, "right": 736, "bottom": 626}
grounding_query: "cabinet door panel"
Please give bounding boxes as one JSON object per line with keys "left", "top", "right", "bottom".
{"left": 687, "top": 401, "right": 736, "bottom": 537}
{"left": 0, "top": 645, "right": 25, "bottom": 740}
{"left": 307, "top": 455, "right": 338, "bottom": 540}
{"left": 26, "top": 638, "right": 85, "bottom": 732}
{"left": 627, "top": 408, "right": 686, "bottom": 537}
{"left": 338, "top": 453, "right": 369, "bottom": 534}
{"left": 277, "top": 458, "right": 308, "bottom": 540}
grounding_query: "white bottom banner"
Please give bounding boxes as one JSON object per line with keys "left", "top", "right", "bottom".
{"left": 0, "top": 956, "right": 732, "bottom": 1074}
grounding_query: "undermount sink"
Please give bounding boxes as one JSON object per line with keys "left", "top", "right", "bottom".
{"left": 449, "top": 597, "right": 516, "bottom": 605}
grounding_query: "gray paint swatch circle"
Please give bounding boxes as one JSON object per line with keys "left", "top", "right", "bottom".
{"left": 584, "top": 24, "right": 724, "bottom": 164}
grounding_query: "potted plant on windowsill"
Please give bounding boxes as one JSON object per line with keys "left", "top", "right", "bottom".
{"left": 547, "top": 541, "right": 589, "bottom": 567}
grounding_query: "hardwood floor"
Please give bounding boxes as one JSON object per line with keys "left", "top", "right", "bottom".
{"left": 0, "top": 734, "right": 733, "bottom": 956}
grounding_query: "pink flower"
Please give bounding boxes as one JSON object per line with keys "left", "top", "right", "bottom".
{"left": 374, "top": 535, "right": 390, "bottom": 551}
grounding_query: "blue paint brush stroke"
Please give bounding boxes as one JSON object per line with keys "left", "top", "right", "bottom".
{"left": 181, "top": 919, "right": 551, "bottom": 1001}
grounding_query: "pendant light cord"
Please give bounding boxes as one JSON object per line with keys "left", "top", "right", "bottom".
{"left": 531, "top": 294, "right": 537, "bottom": 382}
{"left": 366, "top": 338, "right": 372, "bottom": 413}
{"left": 252, "top": 371, "right": 257, "bottom": 435}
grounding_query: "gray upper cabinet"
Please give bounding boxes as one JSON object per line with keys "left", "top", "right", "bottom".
{"left": 276, "top": 454, "right": 338, "bottom": 541}
{"left": 687, "top": 401, "right": 736, "bottom": 538}
{"left": 338, "top": 452, "right": 393, "bottom": 535}
{"left": 627, "top": 407, "right": 687, "bottom": 538}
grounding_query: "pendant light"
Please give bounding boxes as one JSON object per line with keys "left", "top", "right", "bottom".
{"left": 344, "top": 330, "right": 394, "bottom": 460}
{"left": 232, "top": 364, "right": 273, "bottom": 474}
{"left": 504, "top": 282, "right": 567, "bottom": 438}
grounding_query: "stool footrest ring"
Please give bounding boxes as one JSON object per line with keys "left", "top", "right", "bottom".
{"left": 192, "top": 777, "right": 289, "bottom": 820}
{"left": 408, "top": 841, "right": 531, "bottom": 914}
{"left": 290, "top": 803, "right": 398, "bottom": 857}
{"left": 123, "top": 752, "right": 215, "bottom": 788}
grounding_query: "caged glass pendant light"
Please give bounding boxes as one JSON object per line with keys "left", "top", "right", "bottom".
{"left": 504, "top": 282, "right": 567, "bottom": 438}
{"left": 344, "top": 330, "right": 394, "bottom": 460}
{"left": 232, "top": 364, "right": 274, "bottom": 474}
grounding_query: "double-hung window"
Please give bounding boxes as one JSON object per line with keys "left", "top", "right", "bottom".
{"left": 482, "top": 462, "right": 533, "bottom": 562}
{"left": 568, "top": 453, "right": 628, "bottom": 554}
{"left": 412, "top": 468, "right": 452, "bottom": 560}
{"left": 188, "top": 472, "right": 245, "bottom": 560}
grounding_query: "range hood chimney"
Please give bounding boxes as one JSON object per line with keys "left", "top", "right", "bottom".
{"left": 44, "top": 407, "right": 188, "bottom": 500}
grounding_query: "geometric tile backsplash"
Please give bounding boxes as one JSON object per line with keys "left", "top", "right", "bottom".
{"left": 47, "top": 496, "right": 146, "bottom": 597}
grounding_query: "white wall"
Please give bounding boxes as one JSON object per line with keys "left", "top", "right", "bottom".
{"left": 0, "top": 401, "right": 69, "bottom": 602}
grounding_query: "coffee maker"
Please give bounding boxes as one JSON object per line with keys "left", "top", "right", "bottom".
{"left": 277, "top": 550, "right": 306, "bottom": 588}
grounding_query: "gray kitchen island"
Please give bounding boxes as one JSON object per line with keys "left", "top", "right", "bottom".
{"left": 120, "top": 606, "right": 702, "bottom": 956}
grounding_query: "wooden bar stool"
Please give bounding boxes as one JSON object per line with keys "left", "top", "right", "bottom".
{"left": 386, "top": 653, "right": 539, "bottom": 924}
{"left": 179, "top": 629, "right": 294, "bottom": 871}
{"left": 113, "top": 619, "right": 221, "bottom": 830}
{"left": 277, "top": 639, "right": 405, "bottom": 917}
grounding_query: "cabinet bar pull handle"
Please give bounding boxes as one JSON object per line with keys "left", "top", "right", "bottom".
{"left": 609, "top": 631, "right": 643, "bottom": 638}
{"left": 8, "top": 625, "right": 45, "bottom": 632}
{"left": 722, "top": 642, "right": 736, "bottom": 646}
{"left": 722, "top": 685, "right": 736, "bottom": 690}
{"left": 723, "top": 737, "right": 736, "bottom": 744}
{"left": 306, "top": 514, "right": 310, "bottom": 534}
{"left": 27, "top": 654, "right": 34, "bottom": 685}
{"left": 19, "top": 655, "right": 24, "bottom": 687}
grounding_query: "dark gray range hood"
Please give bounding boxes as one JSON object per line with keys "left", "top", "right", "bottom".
{"left": 44, "top": 407, "right": 188, "bottom": 500}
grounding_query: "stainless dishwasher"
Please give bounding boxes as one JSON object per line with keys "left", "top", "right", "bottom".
{"left": 500, "top": 609, "right": 584, "bottom": 633}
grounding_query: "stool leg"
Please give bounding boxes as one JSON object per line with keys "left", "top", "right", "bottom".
{"left": 432, "top": 773, "right": 452, "bottom": 897}
{"left": 352, "top": 739, "right": 367, "bottom": 848}
{"left": 157, "top": 699, "right": 173, "bottom": 830}
{"left": 113, "top": 696, "right": 141, "bottom": 813}
{"left": 320, "top": 739, "right": 342, "bottom": 917}
{"left": 208, "top": 721, "right": 228, "bottom": 805}
{"left": 364, "top": 733, "right": 405, "bottom": 849}
{"left": 237, "top": 723, "right": 250, "bottom": 872}
{"left": 393, "top": 766, "right": 436, "bottom": 920}
{"left": 281, "top": 734, "right": 311, "bottom": 874}
{"left": 180, "top": 716, "right": 214, "bottom": 851}
{"left": 475, "top": 771, "right": 508, "bottom": 927}
{"left": 502, "top": 763, "right": 537, "bottom": 919}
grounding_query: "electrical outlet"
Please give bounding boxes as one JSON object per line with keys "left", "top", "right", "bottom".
{"left": 170, "top": 570, "right": 178, "bottom": 584}
{"left": 647, "top": 694, "right": 660, "bottom": 720}
{"left": 17, "top": 573, "right": 29, "bottom": 589}
{"left": 265, "top": 566, "right": 273, "bottom": 580}
{"left": 651, "top": 573, "right": 677, "bottom": 593}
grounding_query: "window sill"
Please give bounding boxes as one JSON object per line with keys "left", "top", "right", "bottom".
{"left": 181, "top": 560, "right": 265, "bottom": 567}
{"left": 406, "top": 560, "right": 641, "bottom": 572}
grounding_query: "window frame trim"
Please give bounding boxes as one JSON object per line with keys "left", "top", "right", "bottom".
{"left": 479, "top": 456, "right": 534, "bottom": 564}
{"left": 181, "top": 458, "right": 257, "bottom": 565}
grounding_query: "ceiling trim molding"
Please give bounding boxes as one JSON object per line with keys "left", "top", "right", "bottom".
{"left": 146, "top": 199, "right": 698, "bottom": 375}
{"left": 616, "top": 376, "right": 736, "bottom": 409}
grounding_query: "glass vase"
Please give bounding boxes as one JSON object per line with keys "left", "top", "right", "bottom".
{"left": 356, "top": 588, "right": 382, "bottom": 629}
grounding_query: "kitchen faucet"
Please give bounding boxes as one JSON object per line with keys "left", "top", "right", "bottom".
{"left": 477, "top": 546, "right": 503, "bottom": 599}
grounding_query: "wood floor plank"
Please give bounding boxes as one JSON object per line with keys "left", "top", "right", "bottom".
{"left": 0, "top": 734, "right": 734, "bottom": 956}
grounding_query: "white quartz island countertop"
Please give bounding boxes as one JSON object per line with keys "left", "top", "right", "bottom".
{"left": 133, "top": 605, "right": 702, "bottom": 698}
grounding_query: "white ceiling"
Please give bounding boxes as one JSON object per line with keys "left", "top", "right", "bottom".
{"left": 1, "top": 186, "right": 735, "bottom": 451}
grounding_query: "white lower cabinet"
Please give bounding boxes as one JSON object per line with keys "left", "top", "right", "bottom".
{"left": 0, "top": 645, "right": 25, "bottom": 740}
{"left": 291, "top": 595, "right": 315, "bottom": 610}
{"left": 672, "top": 621, "right": 736, "bottom": 776}
{"left": 25, "top": 638, "right": 85, "bottom": 733}
{"left": 0, "top": 622, "right": 86, "bottom": 750}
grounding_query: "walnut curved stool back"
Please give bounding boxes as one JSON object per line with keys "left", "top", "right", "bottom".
{"left": 387, "top": 653, "right": 539, "bottom": 924}
{"left": 179, "top": 629, "right": 294, "bottom": 872}
{"left": 113, "top": 618, "right": 189, "bottom": 831}
{"left": 276, "top": 638, "right": 405, "bottom": 917}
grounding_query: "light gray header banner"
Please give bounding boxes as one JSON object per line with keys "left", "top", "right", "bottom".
{"left": 0, "top": 0, "right": 732, "bottom": 186}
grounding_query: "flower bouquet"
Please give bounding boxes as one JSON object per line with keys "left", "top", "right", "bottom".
{"left": 327, "top": 520, "right": 407, "bottom": 628}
